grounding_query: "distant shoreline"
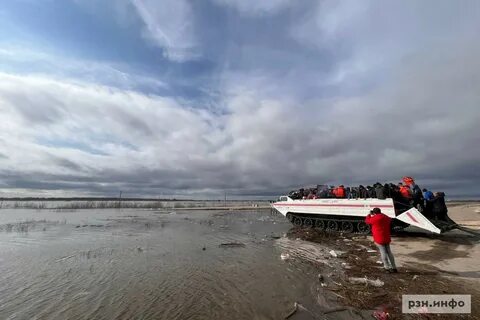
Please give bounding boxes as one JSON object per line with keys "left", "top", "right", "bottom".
{"left": 0, "top": 197, "right": 272, "bottom": 202}
{"left": 0, "top": 197, "right": 478, "bottom": 202}
{"left": 0, "top": 198, "right": 271, "bottom": 210}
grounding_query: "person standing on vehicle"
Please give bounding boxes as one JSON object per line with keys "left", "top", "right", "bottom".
{"left": 423, "top": 188, "right": 434, "bottom": 201}
{"left": 410, "top": 182, "right": 424, "bottom": 210}
{"left": 336, "top": 185, "right": 345, "bottom": 198}
{"left": 422, "top": 188, "right": 435, "bottom": 215}
{"left": 399, "top": 183, "right": 412, "bottom": 199}
{"left": 365, "top": 208, "right": 398, "bottom": 273}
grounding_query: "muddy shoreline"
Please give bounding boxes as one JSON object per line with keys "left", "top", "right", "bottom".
{"left": 281, "top": 225, "right": 480, "bottom": 319}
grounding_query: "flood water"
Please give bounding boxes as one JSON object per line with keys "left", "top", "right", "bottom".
{"left": 0, "top": 208, "right": 323, "bottom": 320}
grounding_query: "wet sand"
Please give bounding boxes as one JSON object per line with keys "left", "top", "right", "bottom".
{"left": 0, "top": 203, "right": 478, "bottom": 319}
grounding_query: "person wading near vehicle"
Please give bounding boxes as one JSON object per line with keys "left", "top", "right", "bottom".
{"left": 365, "top": 207, "right": 398, "bottom": 273}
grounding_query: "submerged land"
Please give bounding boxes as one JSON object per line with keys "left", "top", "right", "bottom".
{"left": 0, "top": 198, "right": 270, "bottom": 210}
{"left": 0, "top": 200, "right": 478, "bottom": 319}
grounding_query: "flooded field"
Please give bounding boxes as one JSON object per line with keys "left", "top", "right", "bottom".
{"left": 1, "top": 206, "right": 478, "bottom": 319}
{"left": 0, "top": 208, "right": 325, "bottom": 320}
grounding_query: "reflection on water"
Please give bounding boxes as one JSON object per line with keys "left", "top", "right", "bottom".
{"left": 0, "top": 209, "right": 321, "bottom": 320}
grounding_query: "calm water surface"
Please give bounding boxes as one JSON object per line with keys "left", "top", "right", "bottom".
{"left": 0, "top": 208, "right": 321, "bottom": 320}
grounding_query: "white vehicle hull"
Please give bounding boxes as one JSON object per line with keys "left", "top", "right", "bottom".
{"left": 271, "top": 196, "right": 443, "bottom": 234}
{"left": 272, "top": 198, "right": 397, "bottom": 218}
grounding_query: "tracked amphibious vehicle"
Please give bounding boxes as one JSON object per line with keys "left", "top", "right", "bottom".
{"left": 271, "top": 181, "right": 457, "bottom": 234}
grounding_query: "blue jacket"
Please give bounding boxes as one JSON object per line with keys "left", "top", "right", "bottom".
{"left": 423, "top": 190, "right": 434, "bottom": 201}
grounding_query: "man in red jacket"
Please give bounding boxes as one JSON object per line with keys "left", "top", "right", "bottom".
{"left": 365, "top": 207, "right": 398, "bottom": 273}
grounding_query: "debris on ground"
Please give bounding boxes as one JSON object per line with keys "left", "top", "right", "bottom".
{"left": 219, "top": 242, "right": 246, "bottom": 248}
{"left": 280, "top": 253, "right": 291, "bottom": 261}
{"left": 284, "top": 302, "right": 320, "bottom": 320}
{"left": 329, "top": 250, "right": 339, "bottom": 257}
{"left": 284, "top": 302, "right": 298, "bottom": 319}
{"left": 372, "top": 310, "right": 390, "bottom": 320}
{"left": 348, "top": 277, "right": 384, "bottom": 287}
{"left": 284, "top": 227, "right": 480, "bottom": 319}
{"left": 341, "top": 262, "right": 352, "bottom": 269}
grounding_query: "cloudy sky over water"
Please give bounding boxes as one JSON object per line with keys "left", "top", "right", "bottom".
{"left": 0, "top": 1, "right": 479, "bottom": 199}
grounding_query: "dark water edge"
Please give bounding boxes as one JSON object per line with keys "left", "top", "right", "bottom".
{"left": 0, "top": 208, "right": 332, "bottom": 320}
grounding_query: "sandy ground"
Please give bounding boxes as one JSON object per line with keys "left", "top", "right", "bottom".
{"left": 393, "top": 203, "right": 480, "bottom": 283}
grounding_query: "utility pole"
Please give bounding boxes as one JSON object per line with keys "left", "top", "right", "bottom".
{"left": 224, "top": 191, "right": 227, "bottom": 207}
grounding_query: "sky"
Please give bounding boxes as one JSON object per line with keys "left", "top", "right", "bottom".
{"left": 0, "top": 0, "right": 479, "bottom": 199}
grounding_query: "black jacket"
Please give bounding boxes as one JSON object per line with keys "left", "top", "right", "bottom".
{"left": 375, "top": 186, "right": 386, "bottom": 199}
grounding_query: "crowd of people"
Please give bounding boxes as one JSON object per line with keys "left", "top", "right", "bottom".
{"left": 288, "top": 177, "right": 448, "bottom": 220}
